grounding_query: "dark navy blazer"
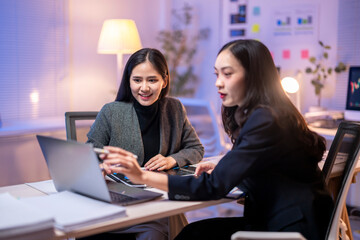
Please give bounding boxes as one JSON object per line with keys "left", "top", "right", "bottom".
{"left": 168, "top": 107, "right": 334, "bottom": 240}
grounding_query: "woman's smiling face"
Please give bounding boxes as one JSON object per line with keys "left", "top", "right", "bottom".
{"left": 130, "top": 60, "right": 166, "bottom": 106}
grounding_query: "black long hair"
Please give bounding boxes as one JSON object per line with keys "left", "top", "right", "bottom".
{"left": 219, "top": 39, "right": 325, "bottom": 161}
{"left": 115, "top": 48, "right": 170, "bottom": 102}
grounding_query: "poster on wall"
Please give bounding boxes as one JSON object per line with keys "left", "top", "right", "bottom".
{"left": 272, "top": 4, "right": 318, "bottom": 43}
{"left": 221, "top": 0, "right": 248, "bottom": 45}
{"left": 221, "top": 1, "right": 319, "bottom": 47}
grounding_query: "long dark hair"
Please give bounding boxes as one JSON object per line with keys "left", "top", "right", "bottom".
{"left": 219, "top": 39, "right": 325, "bottom": 161}
{"left": 115, "top": 48, "right": 170, "bottom": 102}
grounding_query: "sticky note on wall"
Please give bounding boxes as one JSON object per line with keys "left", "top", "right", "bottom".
{"left": 251, "top": 24, "right": 260, "bottom": 33}
{"left": 253, "top": 6, "right": 260, "bottom": 16}
{"left": 301, "top": 49, "right": 309, "bottom": 59}
{"left": 282, "top": 50, "right": 290, "bottom": 59}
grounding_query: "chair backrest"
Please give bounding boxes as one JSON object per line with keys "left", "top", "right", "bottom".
{"left": 64, "top": 112, "right": 98, "bottom": 142}
{"left": 321, "top": 121, "right": 360, "bottom": 239}
{"left": 178, "top": 98, "right": 231, "bottom": 157}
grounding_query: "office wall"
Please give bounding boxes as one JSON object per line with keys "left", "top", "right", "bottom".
{"left": 165, "top": 0, "right": 342, "bottom": 114}
{"left": 214, "top": 0, "right": 340, "bottom": 113}
{"left": 68, "top": 0, "right": 225, "bottom": 113}
{"left": 69, "top": 0, "right": 172, "bottom": 112}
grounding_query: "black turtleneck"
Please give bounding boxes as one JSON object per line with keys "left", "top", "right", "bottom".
{"left": 133, "top": 99, "right": 160, "bottom": 166}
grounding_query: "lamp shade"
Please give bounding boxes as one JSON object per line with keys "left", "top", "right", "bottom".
{"left": 97, "top": 19, "right": 142, "bottom": 54}
{"left": 281, "top": 77, "right": 299, "bottom": 93}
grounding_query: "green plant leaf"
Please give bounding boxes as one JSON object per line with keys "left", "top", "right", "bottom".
{"left": 311, "top": 80, "right": 324, "bottom": 95}
{"left": 158, "top": 3, "right": 210, "bottom": 97}
{"left": 334, "top": 62, "right": 347, "bottom": 73}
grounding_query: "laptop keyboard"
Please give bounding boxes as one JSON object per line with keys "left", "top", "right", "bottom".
{"left": 109, "top": 191, "right": 137, "bottom": 204}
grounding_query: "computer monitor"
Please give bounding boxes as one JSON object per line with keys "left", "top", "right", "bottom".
{"left": 344, "top": 66, "right": 360, "bottom": 121}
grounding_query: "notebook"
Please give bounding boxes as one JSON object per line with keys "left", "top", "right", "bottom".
{"left": 36, "top": 135, "right": 162, "bottom": 205}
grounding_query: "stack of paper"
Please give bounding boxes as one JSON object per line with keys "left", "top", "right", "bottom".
{"left": 0, "top": 192, "right": 55, "bottom": 240}
{"left": 21, "top": 191, "right": 127, "bottom": 232}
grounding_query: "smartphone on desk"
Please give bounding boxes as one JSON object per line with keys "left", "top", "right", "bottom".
{"left": 107, "top": 173, "right": 147, "bottom": 188}
{"left": 166, "top": 165, "right": 197, "bottom": 176}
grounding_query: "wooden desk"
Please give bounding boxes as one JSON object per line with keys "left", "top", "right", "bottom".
{"left": 0, "top": 183, "right": 232, "bottom": 239}
{"left": 2, "top": 154, "right": 359, "bottom": 239}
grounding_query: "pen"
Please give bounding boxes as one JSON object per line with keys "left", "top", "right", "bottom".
{"left": 94, "top": 148, "right": 138, "bottom": 160}
{"left": 94, "top": 148, "right": 111, "bottom": 171}
{"left": 94, "top": 148, "right": 110, "bottom": 155}
{"left": 96, "top": 148, "right": 138, "bottom": 170}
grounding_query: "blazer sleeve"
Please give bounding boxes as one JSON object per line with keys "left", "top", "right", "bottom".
{"left": 167, "top": 100, "right": 205, "bottom": 167}
{"left": 168, "top": 108, "right": 283, "bottom": 200}
{"left": 86, "top": 104, "right": 112, "bottom": 148}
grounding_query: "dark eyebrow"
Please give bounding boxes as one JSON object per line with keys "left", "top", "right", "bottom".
{"left": 214, "top": 66, "right": 233, "bottom": 71}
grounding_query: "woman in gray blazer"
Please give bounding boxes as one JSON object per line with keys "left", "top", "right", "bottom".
{"left": 85, "top": 48, "right": 204, "bottom": 240}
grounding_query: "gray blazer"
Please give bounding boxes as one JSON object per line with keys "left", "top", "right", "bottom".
{"left": 87, "top": 97, "right": 204, "bottom": 167}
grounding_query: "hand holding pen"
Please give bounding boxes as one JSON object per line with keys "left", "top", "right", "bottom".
{"left": 95, "top": 146, "right": 138, "bottom": 175}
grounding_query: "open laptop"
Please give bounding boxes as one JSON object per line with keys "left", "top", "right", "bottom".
{"left": 36, "top": 135, "right": 162, "bottom": 205}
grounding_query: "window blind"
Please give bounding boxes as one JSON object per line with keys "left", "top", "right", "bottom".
{"left": 333, "top": 0, "right": 360, "bottom": 109}
{"left": 0, "top": 0, "right": 69, "bottom": 123}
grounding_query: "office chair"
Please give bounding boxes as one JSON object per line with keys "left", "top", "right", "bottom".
{"left": 178, "top": 98, "right": 231, "bottom": 157}
{"left": 231, "top": 121, "right": 360, "bottom": 240}
{"left": 321, "top": 121, "right": 360, "bottom": 239}
{"left": 64, "top": 111, "right": 98, "bottom": 141}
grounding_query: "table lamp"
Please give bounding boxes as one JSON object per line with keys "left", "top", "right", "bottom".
{"left": 97, "top": 19, "right": 142, "bottom": 86}
{"left": 281, "top": 75, "right": 301, "bottom": 111}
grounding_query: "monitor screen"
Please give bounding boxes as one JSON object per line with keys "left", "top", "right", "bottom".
{"left": 345, "top": 66, "right": 360, "bottom": 121}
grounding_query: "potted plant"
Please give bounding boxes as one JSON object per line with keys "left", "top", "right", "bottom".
{"left": 305, "top": 41, "right": 347, "bottom": 109}
{"left": 157, "top": 3, "right": 210, "bottom": 97}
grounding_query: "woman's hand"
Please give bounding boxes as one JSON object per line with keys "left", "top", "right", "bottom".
{"left": 144, "top": 154, "right": 176, "bottom": 171}
{"left": 194, "top": 162, "right": 216, "bottom": 177}
{"left": 101, "top": 146, "right": 169, "bottom": 191}
{"left": 99, "top": 162, "right": 112, "bottom": 176}
{"left": 101, "top": 146, "right": 144, "bottom": 184}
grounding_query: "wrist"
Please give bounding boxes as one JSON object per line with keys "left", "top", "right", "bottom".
{"left": 141, "top": 170, "right": 150, "bottom": 184}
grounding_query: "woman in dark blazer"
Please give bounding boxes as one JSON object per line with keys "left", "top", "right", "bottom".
{"left": 101, "top": 40, "right": 334, "bottom": 240}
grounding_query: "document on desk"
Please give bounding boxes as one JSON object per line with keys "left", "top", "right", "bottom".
{"left": 26, "top": 179, "right": 57, "bottom": 195}
{"left": 0, "top": 192, "right": 55, "bottom": 240}
{"left": 20, "top": 191, "right": 126, "bottom": 232}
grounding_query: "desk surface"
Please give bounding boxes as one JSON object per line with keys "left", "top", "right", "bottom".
{"left": 0, "top": 183, "right": 232, "bottom": 239}
{"left": 2, "top": 153, "right": 359, "bottom": 239}
{"left": 308, "top": 126, "right": 337, "bottom": 140}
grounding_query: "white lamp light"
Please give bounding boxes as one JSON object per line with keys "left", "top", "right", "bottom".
{"left": 281, "top": 77, "right": 299, "bottom": 93}
{"left": 97, "top": 19, "right": 142, "bottom": 85}
{"left": 281, "top": 76, "right": 301, "bottom": 110}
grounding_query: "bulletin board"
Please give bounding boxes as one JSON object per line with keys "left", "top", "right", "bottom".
{"left": 220, "top": 0, "right": 322, "bottom": 114}
{"left": 220, "top": 0, "right": 319, "bottom": 69}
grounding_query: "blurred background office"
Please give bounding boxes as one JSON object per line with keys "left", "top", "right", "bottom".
{"left": 0, "top": 0, "right": 359, "bottom": 223}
